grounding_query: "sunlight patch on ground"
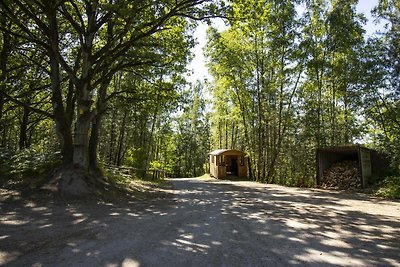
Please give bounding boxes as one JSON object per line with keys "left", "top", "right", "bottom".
{"left": 294, "top": 248, "right": 365, "bottom": 266}
{"left": 0, "top": 251, "right": 20, "bottom": 265}
{"left": 321, "top": 238, "right": 352, "bottom": 249}
{"left": 115, "top": 258, "right": 140, "bottom": 267}
{"left": 0, "top": 220, "right": 29, "bottom": 226}
{"left": 195, "top": 174, "right": 215, "bottom": 180}
{"left": 172, "top": 238, "right": 210, "bottom": 252}
{"left": 285, "top": 219, "right": 319, "bottom": 230}
{"left": 287, "top": 236, "right": 308, "bottom": 244}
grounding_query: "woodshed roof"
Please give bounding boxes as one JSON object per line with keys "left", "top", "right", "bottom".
{"left": 316, "top": 144, "right": 372, "bottom": 153}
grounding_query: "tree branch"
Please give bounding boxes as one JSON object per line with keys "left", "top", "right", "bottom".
{"left": 0, "top": 90, "right": 53, "bottom": 118}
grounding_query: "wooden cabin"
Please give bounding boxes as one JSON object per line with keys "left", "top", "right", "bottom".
{"left": 209, "top": 149, "right": 247, "bottom": 179}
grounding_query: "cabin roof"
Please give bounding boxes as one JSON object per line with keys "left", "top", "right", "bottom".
{"left": 208, "top": 149, "right": 246, "bottom": 156}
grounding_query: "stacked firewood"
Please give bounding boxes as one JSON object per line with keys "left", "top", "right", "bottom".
{"left": 321, "top": 160, "right": 361, "bottom": 189}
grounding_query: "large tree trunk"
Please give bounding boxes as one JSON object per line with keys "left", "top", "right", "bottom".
{"left": 72, "top": 21, "right": 95, "bottom": 170}
{"left": 88, "top": 12, "right": 114, "bottom": 172}
{"left": 88, "top": 79, "right": 110, "bottom": 171}
{"left": 72, "top": 73, "right": 93, "bottom": 170}
{"left": 88, "top": 117, "right": 101, "bottom": 171}
{"left": 48, "top": 14, "right": 73, "bottom": 165}
{"left": 73, "top": 112, "right": 91, "bottom": 170}
{"left": 44, "top": 4, "right": 91, "bottom": 196}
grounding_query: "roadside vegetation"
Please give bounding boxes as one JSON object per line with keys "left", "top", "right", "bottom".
{"left": 0, "top": 146, "right": 172, "bottom": 201}
{"left": 375, "top": 176, "right": 400, "bottom": 199}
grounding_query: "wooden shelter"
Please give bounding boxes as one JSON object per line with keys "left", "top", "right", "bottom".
{"left": 316, "top": 145, "right": 390, "bottom": 188}
{"left": 209, "top": 149, "right": 247, "bottom": 179}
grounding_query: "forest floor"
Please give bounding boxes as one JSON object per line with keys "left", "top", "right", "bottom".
{"left": 1, "top": 178, "right": 400, "bottom": 266}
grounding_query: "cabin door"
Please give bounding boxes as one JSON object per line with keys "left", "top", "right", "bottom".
{"left": 231, "top": 158, "right": 238, "bottom": 175}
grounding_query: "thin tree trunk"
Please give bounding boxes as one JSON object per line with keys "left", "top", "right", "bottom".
{"left": 225, "top": 119, "right": 228, "bottom": 148}
{"left": 231, "top": 122, "right": 235, "bottom": 149}
{"left": 109, "top": 108, "right": 117, "bottom": 163}
{"left": 116, "top": 110, "right": 128, "bottom": 166}
{"left": 19, "top": 106, "right": 29, "bottom": 150}
{"left": 0, "top": 18, "right": 10, "bottom": 145}
{"left": 255, "top": 37, "right": 263, "bottom": 182}
{"left": 331, "top": 79, "right": 336, "bottom": 145}
{"left": 145, "top": 103, "right": 158, "bottom": 168}
{"left": 218, "top": 119, "right": 222, "bottom": 148}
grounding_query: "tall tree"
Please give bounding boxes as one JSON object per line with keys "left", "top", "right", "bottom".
{"left": 361, "top": 0, "right": 400, "bottom": 171}
{"left": 0, "top": 0, "right": 226, "bottom": 194}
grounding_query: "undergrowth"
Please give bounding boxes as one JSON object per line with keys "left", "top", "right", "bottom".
{"left": 0, "top": 148, "right": 171, "bottom": 200}
{"left": 97, "top": 165, "right": 172, "bottom": 201}
{"left": 0, "top": 147, "right": 61, "bottom": 190}
{"left": 375, "top": 176, "right": 400, "bottom": 199}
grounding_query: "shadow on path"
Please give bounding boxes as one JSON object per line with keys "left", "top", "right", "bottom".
{"left": 1, "top": 178, "right": 399, "bottom": 266}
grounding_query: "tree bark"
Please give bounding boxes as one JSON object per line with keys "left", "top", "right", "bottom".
{"left": 88, "top": 79, "right": 110, "bottom": 171}
{"left": 116, "top": 110, "right": 128, "bottom": 166}
{"left": 47, "top": 7, "right": 74, "bottom": 164}
{"left": 73, "top": 92, "right": 92, "bottom": 170}
{"left": 19, "top": 106, "right": 29, "bottom": 150}
{"left": 89, "top": 8, "right": 114, "bottom": 171}
{"left": 0, "top": 18, "right": 10, "bottom": 144}
{"left": 72, "top": 5, "right": 96, "bottom": 170}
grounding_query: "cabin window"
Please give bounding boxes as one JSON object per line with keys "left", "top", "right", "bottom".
{"left": 211, "top": 155, "right": 214, "bottom": 164}
{"left": 240, "top": 156, "right": 244, "bottom": 166}
{"left": 220, "top": 155, "right": 225, "bottom": 166}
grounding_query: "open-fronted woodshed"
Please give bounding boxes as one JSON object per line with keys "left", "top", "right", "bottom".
{"left": 316, "top": 145, "right": 390, "bottom": 189}
{"left": 209, "top": 149, "right": 247, "bottom": 180}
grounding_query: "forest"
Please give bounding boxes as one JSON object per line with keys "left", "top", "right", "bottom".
{"left": 0, "top": 0, "right": 399, "bottom": 196}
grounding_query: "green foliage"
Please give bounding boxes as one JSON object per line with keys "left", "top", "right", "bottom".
{"left": 360, "top": 1, "right": 400, "bottom": 174}
{"left": 0, "top": 148, "right": 14, "bottom": 177}
{"left": 375, "top": 176, "right": 400, "bottom": 199}
{"left": 170, "top": 81, "right": 211, "bottom": 177}
{"left": 0, "top": 146, "right": 61, "bottom": 189}
{"left": 101, "top": 166, "right": 132, "bottom": 185}
{"left": 150, "top": 160, "right": 163, "bottom": 170}
{"left": 124, "top": 147, "right": 147, "bottom": 169}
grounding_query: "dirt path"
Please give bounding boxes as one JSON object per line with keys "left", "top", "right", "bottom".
{"left": 1, "top": 178, "right": 400, "bottom": 266}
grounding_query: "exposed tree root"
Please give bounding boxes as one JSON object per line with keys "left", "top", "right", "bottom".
{"left": 42, "top": 165, "right": 106, "bottom": 197}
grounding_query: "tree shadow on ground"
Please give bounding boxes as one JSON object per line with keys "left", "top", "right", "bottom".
{"left": 1, "top": 178, "right": 399, "bottom": 266}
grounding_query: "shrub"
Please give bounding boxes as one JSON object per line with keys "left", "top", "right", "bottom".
{"left": 0, "top": 146, "right": 61, "bottom": 181}
{"left": 375, "top": 176, "right": 400, "bottom": 199}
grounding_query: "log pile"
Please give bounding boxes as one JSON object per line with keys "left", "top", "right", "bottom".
{"left": 321, "top": 160, "right": 361, "bottom": 189}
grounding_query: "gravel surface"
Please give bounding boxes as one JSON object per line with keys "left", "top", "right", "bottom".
{"left": 1, "top": 178, "right": 400, "bottom": 266}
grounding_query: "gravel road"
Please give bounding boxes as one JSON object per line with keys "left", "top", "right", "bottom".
{"left": 1, "top": 178, "right": 400, "bottom": 266}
